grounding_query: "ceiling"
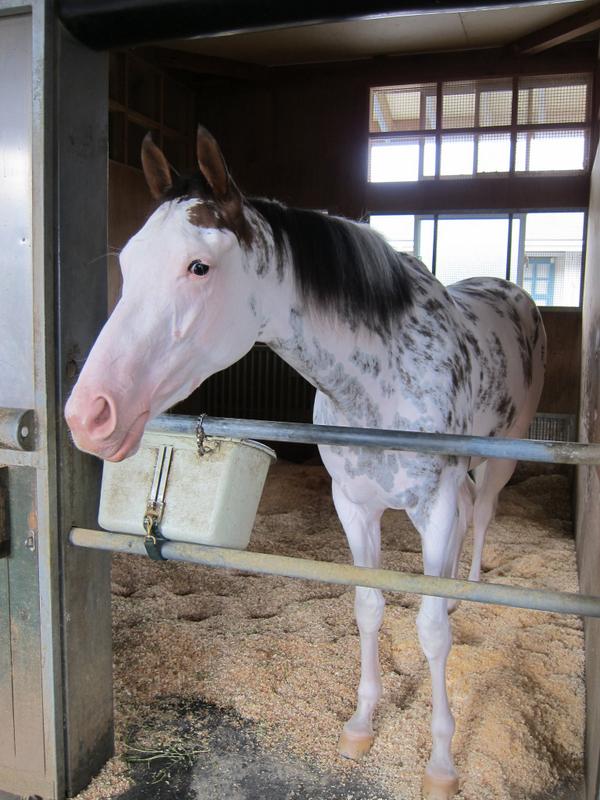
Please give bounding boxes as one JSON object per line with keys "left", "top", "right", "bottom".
{"left": 163, "top": 0, "right": 599, "bottom": 66}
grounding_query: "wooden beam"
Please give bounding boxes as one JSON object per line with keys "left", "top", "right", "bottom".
{"left": 511, "top": 4, "right": 600, "bottom": 55}
{"left": 366, "top": 174, "right": 590, "bottom": 214}
{"left": 137, "top": 45, "right": 269, "bottom": 82}
{"left": 271, "top": 41, "right": 597, "bottom": 87}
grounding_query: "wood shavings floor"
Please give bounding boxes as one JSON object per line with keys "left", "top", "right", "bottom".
{"left": 75, "top": 463, "right": 584, "bottom": 800}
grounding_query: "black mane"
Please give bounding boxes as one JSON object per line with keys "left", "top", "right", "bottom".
{"left": 249, "top": 198, "right": 414, "bottom": 336}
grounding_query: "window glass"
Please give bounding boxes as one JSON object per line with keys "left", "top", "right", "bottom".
{"left": 477, "top": 133, "right": 511, "bottom": 173}
{"left": 515, "top": 130, "right": 587, "bottom": 172}
{"left": 436, "top": 217, "right": 509, "bottom": 285}
{"left": 370, "top": 215, "right": 415, "bottom": 252}
{"left": 368, "top": 137, "right": 436, "bottom": 182}
{"left": 370, "top": 212, "right": 584, "bottom": 306}
{"left": 369, "top": 215, "right": 435, "bottom": 267}
{"left": 417, "top": 218, "right": 435, "bottom": 268}
{"left": 440, "top": 135, "right": 474, "bottom": 176}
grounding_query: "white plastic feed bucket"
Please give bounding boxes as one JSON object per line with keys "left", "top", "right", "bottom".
{"left": 98, "top": 430, "right": 276, "bottom": 549}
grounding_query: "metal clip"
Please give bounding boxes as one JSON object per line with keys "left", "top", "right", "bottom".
{"left": 143, "top": 445, "right": 173, "bottom": 561}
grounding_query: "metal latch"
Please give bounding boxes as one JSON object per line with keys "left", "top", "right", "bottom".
{"left": 0, "top": 408, "right": 35, "bottom": 451}
{"left": 143, "top": 445, "right": 173, "bottom": 561}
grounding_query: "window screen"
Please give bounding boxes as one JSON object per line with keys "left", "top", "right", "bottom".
{"left": 517, "top": 74, "right": 590, "bottom": 126}
{"left": 368, "top": 73, "right": 592, "bottom": 182}
{"left": 370, "top": 83, "right": 437, "bottom": 133}
{"left": 442, "top": 79, "right": 512, "bottom": 129}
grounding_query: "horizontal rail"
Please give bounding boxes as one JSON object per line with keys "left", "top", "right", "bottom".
{"left": 147, "top": 415, "right": 600, "bottom": 465}
{"left": 70, "top": 528, "right": 600, "bottom": 618}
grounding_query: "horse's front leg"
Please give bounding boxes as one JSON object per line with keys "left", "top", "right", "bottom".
{"left": 332, "top": 480, "right": 385, "bottom": 761}
{"left": 409, "top": 476, "right": 461, "bottom": 800}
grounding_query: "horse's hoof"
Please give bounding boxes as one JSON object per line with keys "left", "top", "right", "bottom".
{"left": 422, "top": 771, "right": 459, "bottom": 800}
{"left": 337, "top": 729, "right": 374, "bottom": 761}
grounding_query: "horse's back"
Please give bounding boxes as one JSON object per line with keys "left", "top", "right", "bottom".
{"left": 447, "top": 277, "right": 546, "bottom": 438}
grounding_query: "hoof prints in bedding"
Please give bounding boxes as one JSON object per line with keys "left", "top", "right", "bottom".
{"left": 115, "top": 697, "right": 394, "bottom": 800}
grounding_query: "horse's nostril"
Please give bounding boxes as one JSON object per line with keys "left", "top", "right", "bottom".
{"left": 92, "top": 396, "right": 111, "bottom": 426}
{"left": 88, "top": 395, "right": 117, "bottom": 438}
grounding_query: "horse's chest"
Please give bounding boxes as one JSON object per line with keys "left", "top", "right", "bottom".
{"left": 314, "top": 391, "right": 450, "bottom": 510}
{"left": 317, "top": 438, "right": 447, "bottom": 512}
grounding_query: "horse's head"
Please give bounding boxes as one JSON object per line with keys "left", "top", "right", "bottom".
{"left": 65, "top": 127, "right": 262, "bottom": 461}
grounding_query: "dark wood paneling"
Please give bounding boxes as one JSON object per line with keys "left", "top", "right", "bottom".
{"left": 538, "top": 309, "right": 582, "bottom": 415}
{"left": 367, "top": 176, "right": 590, "bottom": 215}
{"left": 108, "top": 161, "right": 154, "bottom": 310}
{"left": 271, "top": 41, "right": 597, "bottom": 85}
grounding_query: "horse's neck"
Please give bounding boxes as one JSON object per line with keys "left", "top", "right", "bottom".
{"left": 250, "top": 213, "right": 387, "bottom": 418}
{"left": 260, "top": 283, "right": 372, "bottom": 410}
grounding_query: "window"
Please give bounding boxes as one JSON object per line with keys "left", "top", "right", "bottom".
{"left": 369, "top": 74, "right": 592, "bottom": 182}
{"left": 524, "top": 258, "right": 555, "bottom": 305}
{"left": 370, "top": 211, "right": 585, "bottom": 307}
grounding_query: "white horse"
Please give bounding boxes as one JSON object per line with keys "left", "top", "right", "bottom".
{"left": 66, "top": 126, "right": 545, "bottom": 799}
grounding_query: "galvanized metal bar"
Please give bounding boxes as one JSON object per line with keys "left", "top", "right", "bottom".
{"left": 0, "top": 409, "right": 35, "bottom": 452}
{"left": 69, "top": 527, "right": 600, "bottom": 618}
{"left": 147, "top": 414, "right": 600, "bottom": 465}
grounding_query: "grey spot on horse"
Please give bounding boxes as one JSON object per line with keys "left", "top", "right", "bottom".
{"left": 392, "top": 488, "right": 419, "bottom": 509}
{"left": 350, "top": 348, "right": 381, "bottom": 378}
{"left": 381, "top": 380, "right": 395, "bottom": 399}
{"left": 344, "top": 450, "right": 400, "bottom": 493}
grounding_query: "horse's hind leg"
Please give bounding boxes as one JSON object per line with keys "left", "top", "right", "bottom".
{"left": 447, "top": 476, "right": 475, "bottom": 614}
{"left": 469, "top": 457, "right": 516, "bottom": 582}
{"left": 332, "top": 480, "right": 385, "bottom": 761}
{"left": 408, "top": 474, "right": 461, "bottom": 799}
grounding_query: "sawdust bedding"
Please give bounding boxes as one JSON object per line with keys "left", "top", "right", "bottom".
{"left": 75, "top": 462, "right": 584, "bottom": 800}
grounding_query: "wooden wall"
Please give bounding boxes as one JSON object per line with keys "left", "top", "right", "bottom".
{"left": 193, "top": 72, "right": 366, "bottom": 218}
{"left": 577, "top": 146, "right": 600, "bottom": 800}
{"left": 539, "top": 310, "right": 581, "bottom": 415}
{"left": 107, "top": 162, "right": 154, "bottom": 310}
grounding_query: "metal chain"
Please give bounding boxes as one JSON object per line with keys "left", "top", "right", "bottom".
{"left": 196, "top": 413, "right": 213, "bottom": 457}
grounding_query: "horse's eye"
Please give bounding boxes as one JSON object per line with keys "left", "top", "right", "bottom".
{"left": 188, "top": 260, "right": 210, "bottom": 276}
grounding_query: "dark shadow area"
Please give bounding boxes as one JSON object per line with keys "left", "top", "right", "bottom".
{"left": 114, "top": 697, "right": 395, "bottom": 800}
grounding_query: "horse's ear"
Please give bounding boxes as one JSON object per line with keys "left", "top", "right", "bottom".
{"left": 141, "top": 133, "right": 173, "bottom": 199}
{"left": 196, "top": 126, "right": 231, "bottom": 200}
